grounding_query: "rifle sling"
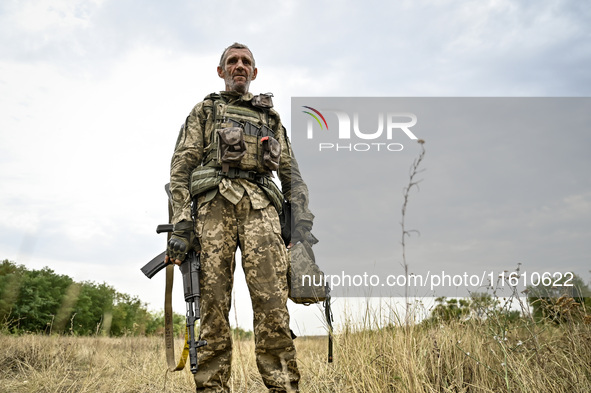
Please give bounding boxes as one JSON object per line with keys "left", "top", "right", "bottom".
{"left": 164, "top": 198, "right": 190, "bottom": 372}
{"left": 164, "top": 264, "right": 190, "bottom": 372}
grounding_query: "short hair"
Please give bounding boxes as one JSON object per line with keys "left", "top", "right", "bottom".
{"left": 219, "top": 43, "right": 256, "bottom": 69}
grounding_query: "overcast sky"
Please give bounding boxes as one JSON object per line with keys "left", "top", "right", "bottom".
{"left": 292, "top": 97, "right": 591, "bottom": 299}
{"left": 1, "top": 0, "right": 590, "bottom": 335}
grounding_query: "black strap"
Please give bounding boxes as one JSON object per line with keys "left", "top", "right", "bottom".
{"left": 324, "top": 285, "right": 334, "bottom": 363}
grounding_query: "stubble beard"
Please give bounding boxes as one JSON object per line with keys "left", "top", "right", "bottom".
{"left": 226, "top": 74, "right": 250, "bottom": 94}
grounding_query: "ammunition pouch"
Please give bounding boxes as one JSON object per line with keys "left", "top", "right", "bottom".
{"left": 217, "top": 127, "right": 246, "bottom": 173}
{"left": 252, "top": 92, "right": 274, "bottom": 109}
{"left": 261, "top": 136, "right": 281, "bottom": 171}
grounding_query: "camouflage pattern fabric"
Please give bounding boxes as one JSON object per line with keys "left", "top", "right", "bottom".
{"left": 194, "top": 191, "right": 299, "bottom": 392}
{"left": 169, "top": 91, "right": 311, "bottom": 392}
{"left": 169, "top": 91, "right": 313, "bottom": 226}
{"left": 287, "top": 241, "right": 327, "bottom": 304}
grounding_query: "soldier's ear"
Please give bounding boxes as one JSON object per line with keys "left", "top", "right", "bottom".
{"left": 251, "top": 67, "right": 258, "bottom": 81}
{"left": 217, "top": 66, "right": 225, "bottom": 79}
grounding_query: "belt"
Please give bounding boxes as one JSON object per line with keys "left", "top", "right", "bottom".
{"left": 220, "top": 167, "right": 273, "bottom": 187}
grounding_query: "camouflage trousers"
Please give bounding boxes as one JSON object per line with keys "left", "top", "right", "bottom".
{"left": 193, "top": 192, "right": 300, "bottom": 392}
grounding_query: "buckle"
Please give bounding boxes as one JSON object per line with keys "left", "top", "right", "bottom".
{"left": 218, "top": 168, "right": 258, "bottom": 181}
{"left": 241, "top": 171, "right": 257, "bottom": 181}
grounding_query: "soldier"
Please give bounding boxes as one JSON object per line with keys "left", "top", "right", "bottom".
{"left": 165, "top": 43, "right": 314, "bottom": 393}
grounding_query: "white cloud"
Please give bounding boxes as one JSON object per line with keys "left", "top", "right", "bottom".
{"left": 9, "top": 0, "right": 101, "bottom": 32}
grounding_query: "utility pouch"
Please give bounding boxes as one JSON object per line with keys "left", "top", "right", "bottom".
{"left": 190, "top": 167, "right": 221, "bottom": 198}
{"left": 288, "top": 240, "right": 327, "bottom": 305}
{"left": 256, "top": 175, "right": 284, "bottom": 214}
{"left": 261, "top": 136, "right": 281, "bottom": 171}
{"left": 217, "top": 127, "right": 246, "bottom": 173}
{"left": 252, "top": 93, "right": 274, "bottom": 109}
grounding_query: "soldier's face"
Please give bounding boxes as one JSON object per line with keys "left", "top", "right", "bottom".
{"left": 217, "top": 48, "right": 258, "bottom": 94}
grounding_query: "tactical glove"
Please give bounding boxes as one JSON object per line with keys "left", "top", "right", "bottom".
{"left": 291, "top": 220, "right": 318, "bottom": 245}
{"left": 167, "top": 221, "right": 197, "bottom": 263}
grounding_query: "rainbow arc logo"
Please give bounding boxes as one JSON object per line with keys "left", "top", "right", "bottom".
{"left": 302, "top": 106, "right": 329, "bottom": 130}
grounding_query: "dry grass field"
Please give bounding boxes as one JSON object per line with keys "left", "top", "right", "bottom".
{"left": 2, "top": 313, "right": 590, "bottom": 393}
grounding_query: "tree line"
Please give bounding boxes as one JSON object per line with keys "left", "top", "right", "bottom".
{"left": 0, "top": 259, "right": 185, "bottom": 336}
{"left": 426, "top": 273, "right": 591, "bottom": 325}
{"left": 3, "top": 258, "right": 587, "bottom": 335}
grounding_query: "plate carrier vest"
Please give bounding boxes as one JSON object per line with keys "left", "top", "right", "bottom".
{"left": 189, "top": 93, "right": 284, "bottom": 212}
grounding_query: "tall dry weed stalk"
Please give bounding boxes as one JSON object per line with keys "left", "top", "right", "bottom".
{"left": 400, "top": 139, "right": 426, "bottom": 324}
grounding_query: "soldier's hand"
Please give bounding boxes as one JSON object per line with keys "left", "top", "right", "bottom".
{"left": 291, "top": 220, "right": 314, "bottom": 245}
{"left": 166, "top": 221, "right": 195, "bottom": 265}
{"left": 164, "top": 254, "right": 182, "bottom": 266}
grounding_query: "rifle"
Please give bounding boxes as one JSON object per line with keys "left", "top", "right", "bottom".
{"left": 140, "top": 184, "right": 206, "bottom": 374}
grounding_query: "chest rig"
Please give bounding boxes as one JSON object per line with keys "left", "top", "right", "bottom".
{"left": 202, "top": 93, "right": 275, "bottom": 173}
{"left": 190, "top": 93, "right": 284, "bottom": 212}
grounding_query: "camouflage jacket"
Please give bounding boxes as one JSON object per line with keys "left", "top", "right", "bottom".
{"left": 169, "top": 91, "right": 314, "bottom": 227}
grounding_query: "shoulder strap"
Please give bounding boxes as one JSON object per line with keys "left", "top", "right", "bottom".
{"left": 164, "top": 197, "right": 190, "bottom": 372}
{"left": 204, "top": 92, "right": 221, "bottom": 101}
